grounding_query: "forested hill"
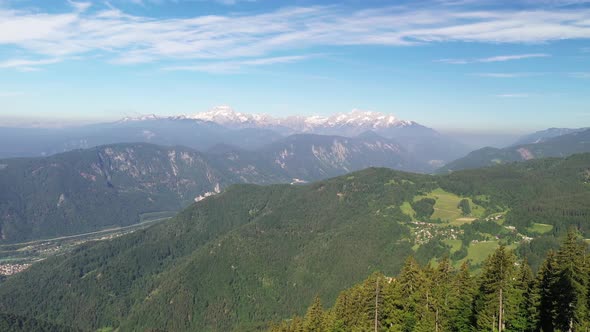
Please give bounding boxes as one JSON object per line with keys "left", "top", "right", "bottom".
{"left": 437, "top": 128, "right": 590, "bottom": 173}
{"left": 0, "top": 143, "right": 251, "bottom": 243}
{"left": 0, "top": 154, "right": 588, "bottom": 331}
{"left": 0, "top": 131, "right": 434, "bottom": 243}
{"left": 0, "top": 312, "right": 81, "bottom": 332}
{"left": 270, "top": 231, "right": 589, "bottom": 332}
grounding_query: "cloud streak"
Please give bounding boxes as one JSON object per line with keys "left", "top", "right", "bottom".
{"left": 0, "top": 58, "right": 62, "bottom": 71}
{"left": 0, "top": 2, "right": 589, "bottom": 66}
{"left": 163, "top": 55, "right": 312, "bottom": 73}
{"left": 495, "top": 93, "right": 531, "bottom": 98}
{"left": 438, "top": 53, "right": 550, "bottom": 64}
{"left": 473, "top": 72, "right": 545, "bottom": 78}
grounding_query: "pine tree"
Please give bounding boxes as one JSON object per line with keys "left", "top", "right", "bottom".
{"left": 303, "top": 296, "right": 325, "bottom": 332}
{"left": 537, "top": 250, "right": 559, "bottom": 332}
{"left": 451, "top": 261, "right": 475, "bottom": 332}
{"left": 396, "top": 256, "right": 424, "bottom": 331}
{"left": 554, "top": 229, "right": 588, "bottom": 332}
{"left": 511, "top": 260, "right": 537, "bottom": 332}
{"left": 290, "top": 316, "right": 304, "bottom": 332}
{"left": 431, "top": 257, "right": 455, "bottom": 332}
{"left": 473, "top": 246, "right": 516, "bottom": 332}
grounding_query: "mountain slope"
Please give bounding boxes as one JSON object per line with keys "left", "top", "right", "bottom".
{"left": 511, "top": 127, "right": 589, "bottom": 146}
{"left": 0, "top": 133, "right": 428, "bottom": 243}
{"left": 0, "top": 107, "right": 469, "bottom": 167}
{"left": 0, "top": 119, "right": 283, "bottom": 159}
{"left": 437, "top": 128, "right": 590, "bottom": 173}
{"left": 1, "top": 154, "right": 589, "bottom": 331}
{"left": 0, "top": 143, "right": 264, "bottom": 243}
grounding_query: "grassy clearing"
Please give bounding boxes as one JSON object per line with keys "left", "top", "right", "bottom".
{"left": 450, "top": 217, "right": 477, "bottom": 227}
{"left": 400, "top": 202, "right": 416, "bottom": 220}
{"left": 527, "top": 223, "right": 553, "bottom": 235}
{"left": 465, "top": 241, "right": 499, "bottom": 265}
{"left": 443, "top": 239, "right": 462, "bottom": 254}
{"left": 416, "top": 188, "right": 485, "bottom": 223}
{"left": 456, "top": 240, "right": 518, "bottom": 267}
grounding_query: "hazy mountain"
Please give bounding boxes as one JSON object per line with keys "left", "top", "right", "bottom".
{"left": 0, "top": 106, "right": 470, "bottom": 168}
{"left": 511, "top": 127, "right": 589, "bottom": 146}
{"left": 0, "top": 119, "right": 283, "bottom": 159}
{"left": 0, "top": 143, "right": 286, "bottom": 243}
{"left": 139, "top": 106, "right": 470, "bottom": 165}
{"left": 1, "top": 154, "right": 589, "bottom": 331}
{"left": 0, "top": 133, "right": 433, "bottom": 243}
{"left": 437, "top": 128, "right": 590, "bottom": 173}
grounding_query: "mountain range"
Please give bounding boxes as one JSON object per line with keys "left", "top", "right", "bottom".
{"left": 437, "top": 128, "right": 590, "bottom": 173}
{"left": 0, "top": 107, "right": 470, "bottom": 170}
{"left": 0, "top": 131, "right": 429, "bottom": 243}
{"left": 1, "top": 154, "right": 589, "bottom": 331}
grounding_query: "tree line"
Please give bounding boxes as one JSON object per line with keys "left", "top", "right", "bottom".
{"left": 270, "top": 229, "right": 590, "bottom": 332}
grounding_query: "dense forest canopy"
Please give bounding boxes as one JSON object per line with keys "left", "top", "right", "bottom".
{"left": 270, "top": 230, "right": 590, "bottom": 332}
{"left": 0, "top": 154, "right": 588, "bottom": 331}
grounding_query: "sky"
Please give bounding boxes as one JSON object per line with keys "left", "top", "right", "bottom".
{"left": 0, "top": 0, "right": 589, "bottom": 132}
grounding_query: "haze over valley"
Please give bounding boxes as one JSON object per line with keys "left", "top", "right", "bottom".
{"left": 1, "top": 0, "right": 590, "bottom": 331}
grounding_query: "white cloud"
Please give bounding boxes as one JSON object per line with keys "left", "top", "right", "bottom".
{"left": 473, "top": 72, "right": 544, "bottom": 78}
{"left": 0, "top": 58, "right": 62, "bottom": 71}
{"left": 438, "top": 53, "right": 550, "bottom": 64}
{"left": 0, "top": 3, "right": 589, "bottom": 65}
{"left": 68, "top": 1, "right": 92, "bottom": 12}
{"left": 479, "top": 54, "right": 550, "bottom": 62}
{"left": 495, "top": 93, "right": 531, "bottom": 98}
{"left": 163, "top": 55, "right": 311, "bottom": 73}
{"left": 569, "top": 72, "right": 590, "bottom": 78}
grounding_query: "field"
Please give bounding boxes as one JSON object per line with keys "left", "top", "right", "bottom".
{"left": 416, "top": 188, "right": 485, "bottom": 223}
{"left": 443, "top": 239, "right": 462, "bottom": 254}
{"left": 527, "top": 222, "right": 553, "bottom": 234}
{"left": 454, "top": 240, "right": 518, "bottom": 268}
{"left": 400, "top": 201, "right": 416, "bottom": 218}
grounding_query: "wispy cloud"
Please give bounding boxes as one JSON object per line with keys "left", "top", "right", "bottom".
{"left": 569, "top": 72, "right": 590, "bottom": 78}
{"left": 473, "top": 72, "right": 544, "bottom": 78}
{"left": 0, "top": 58, "right": 62, "bottom": 71}
{"left": 163, "top": 55, "right": 312, "bottom": 73}
{"left": 67, "top": 1, "right": 92, "bottom": 12}
{"left": 495, "top": 93, "right": 531, "bottom": 98}
{"left": 0, "top": 3, "right": 589, "bottom": 66}
{"left": 438, "top": 53, "right": 550, "bottom": 64}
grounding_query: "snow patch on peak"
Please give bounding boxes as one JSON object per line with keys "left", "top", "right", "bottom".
{"left": 115, "top": 106, "right": 423, "bottom": 135}
{"left": 120, "top": 114, "right": 160, "bottom": 122}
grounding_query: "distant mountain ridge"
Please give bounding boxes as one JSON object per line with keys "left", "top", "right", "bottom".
{"left": 437, "top": 128, "right": 590, "bottom": 173}
{"left": 511, "top": 127, "right": 589, "bottom": 146}
{"left": 0, "top": 106, "right": 470, "bottom": 172}
{"left": 0, "top": 132, "right": 427, "bottom": 243}
{"left": 123, "top": 105, "right": 428, "bottom": 137}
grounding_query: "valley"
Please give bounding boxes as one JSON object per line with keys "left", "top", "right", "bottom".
{"left": 0, "top": 212, "right": 173, "bottom": 277}
{"left": 0, "top": 154, "right": 588, "bottom": 331}
{"left": 2, "top": 1, "right": 589, "bottom": 330}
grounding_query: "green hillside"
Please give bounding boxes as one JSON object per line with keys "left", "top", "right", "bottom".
{"left": 0, "top": 132, "right": 435, "bottom": 244}
{"left": 271, "top": 232, "right": 590, "bottom": 332}
{"left": 0, "top": 312, "right": 81, "bottom": 332}
{"left": 0, "top": 143, "right": 254, "bottom": 243}
{"left": 0, "top": 154, "right": 588, "bottom": 331}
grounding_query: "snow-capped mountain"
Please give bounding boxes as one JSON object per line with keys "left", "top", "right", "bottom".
{"left": 124, "top": 105, "right": 427, "bottom": 137}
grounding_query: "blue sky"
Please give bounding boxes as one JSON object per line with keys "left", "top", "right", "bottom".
{"left": 0, "top": 0, "right": 589, "bottom": 132}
